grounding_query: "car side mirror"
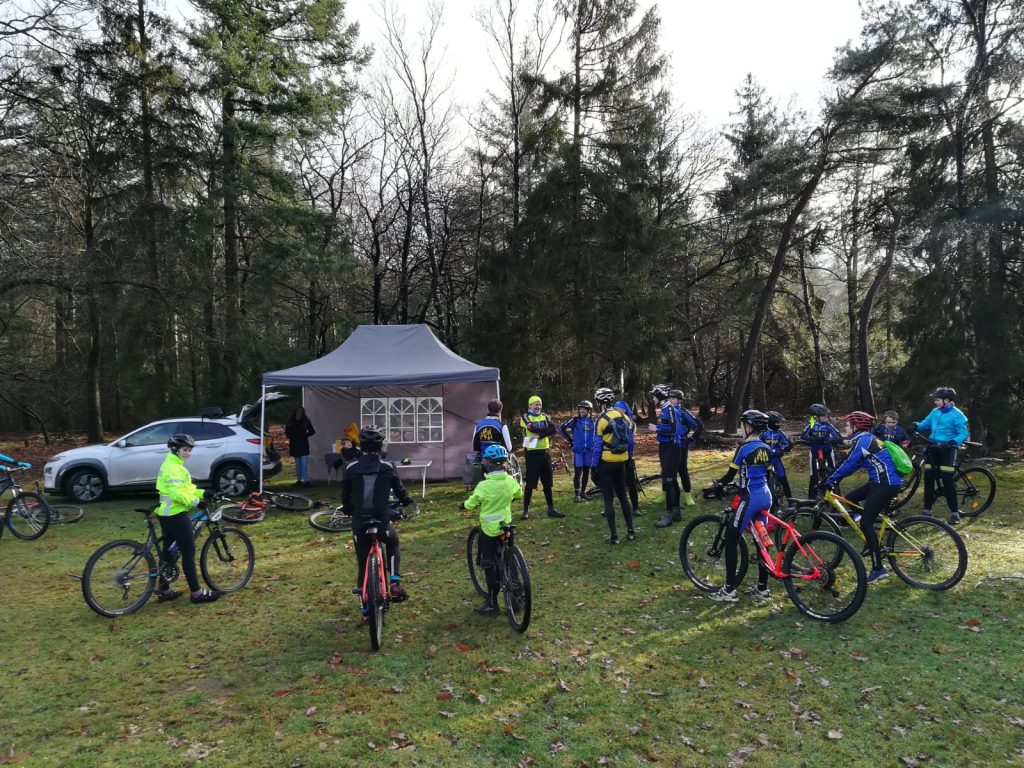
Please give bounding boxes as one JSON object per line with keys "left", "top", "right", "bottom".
{"left": 114, "top": 440, "right": 127, "bottom": 448}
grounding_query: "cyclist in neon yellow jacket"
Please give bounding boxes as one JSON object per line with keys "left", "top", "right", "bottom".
{"left": 155, "top": 434, "right": 220, "bottom": 604}
{"left": 463, "top": 444, "right": 522, "bottom": 616}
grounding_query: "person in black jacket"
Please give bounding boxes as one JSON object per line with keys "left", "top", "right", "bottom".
{"left": 342, "top": 426, "right": 416, "bottom": 620}
{"left": 285, "top": 406, "right": 316, "bottom": 486}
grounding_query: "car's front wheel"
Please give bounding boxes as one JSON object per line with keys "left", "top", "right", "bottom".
{"left": 66, "top": 468, "right": 106, "bottom": 503}
{"left": 213, "top": 463, "right": 252, "bottom": 497}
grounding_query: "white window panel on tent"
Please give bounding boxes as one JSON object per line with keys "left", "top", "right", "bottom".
{"left": 360, "top": 396, "right": 444, "bottom": 444}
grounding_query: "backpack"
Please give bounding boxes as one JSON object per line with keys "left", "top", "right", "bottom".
{"left": 883, "top": 440, "right": 913, "bottom": 475}
{"left": 606, "top": 413, "right": 632, "bottom": 455}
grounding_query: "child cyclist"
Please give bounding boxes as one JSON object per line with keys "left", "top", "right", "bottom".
{"left": 822, "top": 411, "right": 904, "bottom": 584}
{"left": 762, "top": 411, "right": 794, "bottom": 502}
{"left": 558, "top": 400, "right": 596, "bottom": 502}
{"left": 707, "top": 410, "right": 774, "bottom": 603}
{"left": 909, "top": 387, "right": 969, "bottom": 524}
{"left": 874, "top": 410, "right": 911, "bottom": 448}
{"left": 800, "top": 404, "right": 843, "bottom": 497}
{"left": 463, "top": 444, "right": 523, "bottom": 615}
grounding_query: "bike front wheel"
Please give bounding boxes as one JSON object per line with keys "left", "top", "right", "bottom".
{"left": 466, "top": 526, "right": 488, "bottom": 598}
{"left": 219, "top": 503, "right": 266, "bottom": 525}
{"left": 200, "top": 527, "right": 255, "bottom": 593}
{"left": 885, "top": 515, "right": 967, "bottom": 590}
{"left": 6, "top": 492, "right": 51, "bottom": 540}
{"left": 507, "top": 454, "right": 523, "bottom": 489}
{"left": 678, "top": 514, "right": 748, "bottom": 592}
{"left": 308, "top": 508, "right": 352, "bottom": 532}
{"left": 82, "top": 540, "right": 157, "bottom": 617}
{"left": 503, "top": 546, "right": 532, "bottom": 634}
{"left": 782, "top": 531, "right": 866, "bottom": 624}
{"left": 956, "top": 466, "right": 996, "bottom": 518}
{"left": 270, "top": 492, "right": 313, "bottom": 512}
{"left": 366, "top": 552, "right": 386, "bottom": 651}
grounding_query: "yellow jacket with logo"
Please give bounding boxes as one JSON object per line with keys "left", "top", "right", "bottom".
{"left": 155, "top": 453, "right": 201, "bottom": 517}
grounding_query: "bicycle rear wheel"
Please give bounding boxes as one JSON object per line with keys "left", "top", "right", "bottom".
{"left": 81, "top": 540, "right": 157, "bottom": 618}
{"left": 507, "top": 454, "right": 523, "bottom": 489}
{"left": 48, "top": 503, "right": 85, "bottom": 524}
{"left": 782, "top": 531, "right": 866, "bottom": 624}
{"left": 885, "top": 515, "right": 967, "bottom": 590}
{"left": 366, "top": 552, "right": 386, "bottom": 651}
{"left": 678, "top": 514, "right": 748, "bottom": 592}
{"left": 503, "top": 546, "right": 532, "bottom": 634}
{"left": 956, "top": 466, "right": 995, "bottom": 518}
{"left": 308, "top": 508, "right": 352, "bottom": 532}
{"left": 466, "top": 526, "right": 488, "bottom": 598}
{"left": 219, "top": 503, "right": 266, "bottom": 525}
{"left": 270, "top": 492, "right": 313, "bottom": 512}
{"left": 200, "top": 527, "right": 255, "bottom": 593}
{"left": 6, "top": 492, "right": 51, "bottom": 540}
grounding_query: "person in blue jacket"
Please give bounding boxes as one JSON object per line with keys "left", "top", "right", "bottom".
{"left": 761, "top": 411, "right": 793, "bottom": 502}
{"left": 649, "top": 384, "right": 682, "bottom": 527}
{"left": 673, "top": 389, "right": 704, "bottom": 510}
{"left": 873, "top": 410, "right": 911, "bottom": 447}
{"left": 559, "top": 400, "right": 596, "bottom": 502}
{"left": 800, "top": 403, "right": 844, "bottom": 497}
{"left": 823, "top": 411, "right": 905, "bottom": 584}
{"left": 707, "top": 410, "right": 774, "bottom": 604}
{"left": 909, "top": 387, "right": 969, "bottom": 524}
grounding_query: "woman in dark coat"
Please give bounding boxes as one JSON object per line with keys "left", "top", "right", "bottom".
{"left": 285, "top": 406, "right": 316, "bottom": 485}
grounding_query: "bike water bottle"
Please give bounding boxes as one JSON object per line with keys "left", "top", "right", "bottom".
{"left": 753, "top": 520, "right": 772, "bottom": 550}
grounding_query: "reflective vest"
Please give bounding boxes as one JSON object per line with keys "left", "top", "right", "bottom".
{"left": 520, "top": 412, "right": 552, "bottom": 451}
{"left": 464, "top": 470, "right": 522, "bottom": 536}
{"left": 155, "top": 453, "right": 200, "bottom": 517}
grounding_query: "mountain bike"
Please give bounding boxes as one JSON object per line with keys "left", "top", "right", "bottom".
{"left": 47, "top": 503, "right": 85, "bottom": 523}
{"left": 549, "top": 448, "right": 572, "bottom": 478}
{"left": 678, "top": 486, "right": 867, "bottom": 623}
{"left": 0, "top": 465, "right": 50, "bottom": 541}
{"left": 357, "top": 509, "right": 409, "bottom": 651}
{"left": 581, "top": 465, "right": 661, "bottom": 500}
{"left": 795, "top": 439, "right": 843, "bottom": 499}
{"left": 891, "top": 435, "right": 998, "bottom": 517}
{"left": 465, "top": 523, "right": 532, "bottom": 633}
{"left": 776, "top": 490, "right": 968, "bottom": 590}
{"left": 219, "top": 488, "right": 314, "bottom": 524}
{"left": 81, "top": 494, "right": 255, "bottom": 617}
{"left": 308, "top": 496, "right": 417, "bottom": 533}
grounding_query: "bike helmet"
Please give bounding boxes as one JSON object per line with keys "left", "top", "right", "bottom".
{"left": 809, "top": 403, "right": 831, "bottom": 418}
{"left": 668, "top": 389, "right": 684, "bottom": 400}
{"left": 593, "top": 387, "right": 615, "bottom": 405}
{"left": 767, "top": 410, "right": 786, "bottom": 429}
{"left": 928, "top": 386, "right": 957, "bottom": 400}
{"left": 481, "top": 444, "right": 508, "bottom": 462}
{"left": 845, "top": 411, "right": 874, "bottom": 431}
{"left": 358, "top": 425, "right": 385, "bottom": 450}
{"left": 649, "top": 384, "right": 671, "bottom": 400}
{"left": 577, "top": 400, "right": 593, "bottom": 410}
{"left": 740, "top": 410, "right": 769, "bottom": 430}
{"left": 167, "top": 433, "right": 196, "bottom": 453}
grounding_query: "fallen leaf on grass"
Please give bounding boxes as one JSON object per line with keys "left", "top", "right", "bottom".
{"left": 850, "top": 652, "right": 869, "bottom": 662}
{"left": 558, "top": 679, "right": 573, "bottom": 692}
{"left": 439, "top": 711, "right": 457, "bottom": 719}
{"left": 697, "top": 677, "right": 709, "bottom": 689}
{"left": 437, "top": 692, "right": 454, "bottom": 702}
{"left": 305, "top": 707, "right": 317, "bottom": 717}
{"left": 549, "top": 741, "right": 565, "bottom": 753}
{"left": 271, "top": 690, "right": 291, "bottom": 698}
{"left": 628, "top": 561, "right": 642, "bottom": 568}
{"left": 964, "top": 618, "right": 981, "bottom": 626}
{"left": 826, "top": 730, "right": 843, "bottom": 740}
{"left": 455, "top": 643, "right": 472, "bottom": 652}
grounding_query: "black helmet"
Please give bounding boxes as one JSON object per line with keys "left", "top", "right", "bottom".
{"left": 593, "top": 387, "right": 615, "bottom": 405}
{"left": 167, "top": 433, "right": 196, "bottom": 452}
{"left": 809, "top": 403, "right": 831, "bottom": 418}
{"left": 649, "top": 384, "right": 670, "bottom": 400}
{"left": 767, "top": 410, "right": 786, "bottom": 429}
{"left": 740, "top": 410, "right": 769, "bottom": 430}
{"left": 928, "top": 386, "right": 957, "bottom": 400}
{"left": 358, "top": 425, "right": 385, "bottom": 450}
{"left": 668, "top": 389, "right": 684, "bottom": 400}
{"left": 577, "top": 400, "right": 593, "bottom": 410}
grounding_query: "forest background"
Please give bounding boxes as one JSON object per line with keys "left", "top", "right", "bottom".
{"left": 1, "top": 0, "right": 1022, "bottom": 446}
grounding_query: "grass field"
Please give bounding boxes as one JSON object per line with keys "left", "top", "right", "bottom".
{"left": 2, "top": 450, "right": 1023, "bottom": 767}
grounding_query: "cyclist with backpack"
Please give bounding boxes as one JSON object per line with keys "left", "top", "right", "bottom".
{"left": 908, "top": 387, "right": 969, "bottom": 525}
{"left": 800, "top": 404, "right": 843, "bottom": 497}
{"left": 590, "top": 388, "right": 635, "bottom": 544}
{"left": 707, "top": 410, "right": 774, "bottom": 603}
{"left": 558, "top": 400, "right": 596, "bottom": 502}
{"left": 463, "top": 444, "right": 522, "bottom": 616}
{"left": 874, "top": 410, "right": 911, "bottom": 448}
{"left": 342, "top": 426, "right": 417, "bottom": 621}
{"left": 822, "top": 411, "right": 905, "bottom": 585}
{"left": 762, "top": 411, "right": 794, "bottom": 502}
{"left": 650, "top": 384, "right": 682, "bottom": 528}
{"left": 673, "top": 389, "right": 704, "bottom": 509}
{"left": 614, "top": 398, "right": 642, "bottom": 515}
{"left": 519, "top": 395, "right": 564, "bottom": 519}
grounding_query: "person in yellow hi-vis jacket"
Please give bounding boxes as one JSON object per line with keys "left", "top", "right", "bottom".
{"left": 463, "top": 444, "right": 522, "bottom": 616}
{"left": 590, "top": 388, "right": 635, "bottom": 545}
{"left": 155, "top": 434, "right": 221, "bottom": 604}
{"left": 518, "top": 395, "right": 563, "bottom": 520}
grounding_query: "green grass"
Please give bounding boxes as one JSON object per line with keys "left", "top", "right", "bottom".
{"left": 2, "top": 453, "right": 1024, "bottom": 767}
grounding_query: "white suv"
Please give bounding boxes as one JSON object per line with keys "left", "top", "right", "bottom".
{"left": 44, "top": 396, "right": 285, "bottom": 503}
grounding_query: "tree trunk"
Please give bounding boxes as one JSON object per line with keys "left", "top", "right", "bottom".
{"left": 857, "top": 205, "right": 899, "bottom": 413}
{"left": 845, "top": 176, "right": 861, "bottom": 391}
{"left": 221, "top": 91, "right": 241, "bottom": 405}
{"left": 797, "top": 242, "right": 826, "bottom": 402}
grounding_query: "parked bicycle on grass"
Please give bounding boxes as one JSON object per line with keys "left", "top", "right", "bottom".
{"left": 219, "top": 487, "right": 314, "bottom": 524}
{"left": 893, "top": 434, "right": 997, "bottom": 520}
{"left": 0, "top": 457, "right": 50, "bottom": 541}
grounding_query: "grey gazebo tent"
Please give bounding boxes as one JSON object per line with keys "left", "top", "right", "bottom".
{"left": 260, "top": 324, "right": 500, "bottom": 485}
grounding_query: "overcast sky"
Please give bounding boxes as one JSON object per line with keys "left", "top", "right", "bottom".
{"left": 344, "top": 0, "right": 867, "bottom": 129}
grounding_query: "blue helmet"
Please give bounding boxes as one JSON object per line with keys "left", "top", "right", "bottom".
{"left": 482, "top": 444, "right": 508, "bottom": 462}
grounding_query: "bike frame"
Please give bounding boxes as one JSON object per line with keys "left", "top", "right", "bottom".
{"left": 822, "top": 490, "right": 936, "bottom": 557}
{"left": 750, "top": 508, "right": 828, "bottom": 583}
{"left": 360, "top": 523, "right": 389, "bottom": 609}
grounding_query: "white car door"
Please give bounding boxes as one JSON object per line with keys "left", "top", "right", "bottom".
{"left": 106, "top": 422, "right": 181, "bottom": 486}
